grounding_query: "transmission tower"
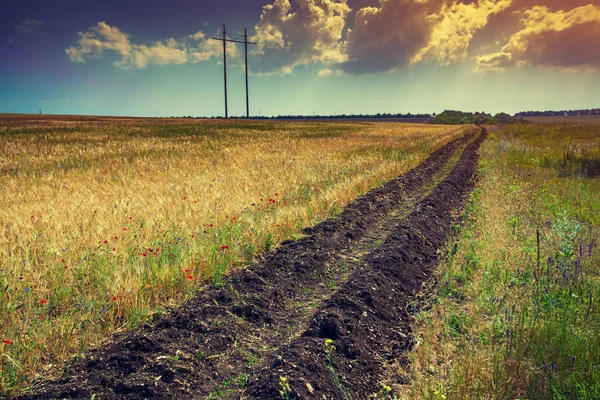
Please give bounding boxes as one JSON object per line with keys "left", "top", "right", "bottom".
{"left": 212, "top": 25, "right": 257, "bottom": 119}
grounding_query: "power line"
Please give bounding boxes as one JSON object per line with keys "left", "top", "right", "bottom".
{"left": 212, "top": 25, "right": 257, "bottom": 119}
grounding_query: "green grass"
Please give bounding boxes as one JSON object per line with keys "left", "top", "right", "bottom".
{"left": 404, "top": 123, "right": 600, "bottom": 399}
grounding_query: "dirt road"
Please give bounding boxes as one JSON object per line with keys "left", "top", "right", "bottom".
{"left": 20, "top": 128, "right": 485, "bottom": 399}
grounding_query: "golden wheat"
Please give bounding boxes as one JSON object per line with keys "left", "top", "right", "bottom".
{"left": 0, "top": 118, "right": 468, "bottom": 392}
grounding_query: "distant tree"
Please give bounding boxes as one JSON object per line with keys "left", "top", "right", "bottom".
{"left": 433, "top": 110, "right": 492, "bottom": 125}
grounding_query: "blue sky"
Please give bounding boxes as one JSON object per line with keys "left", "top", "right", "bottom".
{"left": 1, "top": 0, "right": 600, "bottom": 117}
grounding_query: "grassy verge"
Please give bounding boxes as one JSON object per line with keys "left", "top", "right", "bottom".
{"left": 403, "top": 123, "right": 600, "bottom": 399}
{"left": 0, "top": 119, "right": 471, "bottom": 393}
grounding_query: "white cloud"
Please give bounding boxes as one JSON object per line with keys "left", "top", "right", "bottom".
{"left": 318, "top": 68, "right": 333, "bottom": 76}
{"left": 474, "top": 51, "right": 513, "bottom": 73}
{"left": 66, "top": 22, "right": 238, "bottom": 69}
{"left": 412, "top": 0, "right": 512, "bottom": 65}
{"left": 475, "top": 4, "right": 600, "bottom": 72}
{"left": 189, "top": 31, "right": 206, "bottom": 41}
{"left": 250, "top": 0, "right": 351, "bottom": 75}
{"left": 122, "top": 38, "right": 189, "bottom": 69}
{"left": 66, "top": 22, "right": 132, "bottom": 63}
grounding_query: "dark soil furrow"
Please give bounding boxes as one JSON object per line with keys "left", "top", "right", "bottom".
{"left": 18, "top": 130, "right": 478, "bottom": 400}
{"left": 331, "top": 131, "right": 473, "bottom": 264}
{"left": 248, "top": 130, "right": 487, "bottom": 399}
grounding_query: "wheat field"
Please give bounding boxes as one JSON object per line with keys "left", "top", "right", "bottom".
{"left": 0, "top": 117, "right": 470, "bottom": 391}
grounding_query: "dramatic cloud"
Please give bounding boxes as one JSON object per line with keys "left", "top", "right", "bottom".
{"left": 476, "top": 4, "right": 600, "bottom": 72}
{"left": 250, "top": 0, "right": 351, "bottom": 75}
{"left": 510, "top": 0, "right": 593, "bottom": 12}
{"left": 66, "top": 22, "right": 238, "bottom": 69}
{"left": 468, "top": 0, "right": 594, "bottom": 52}
{"left": 251, "top": 0, "right": 599, "bottom": 75}
{"left": 412, "top": 0, "right": 511, "bottom": 65}
{"left": 340, "top": 0, "right": 509, "bottom": 74}
{"left": 341, "top": 0, "right": 440, "bottom": 74}
{"left": 65, "top": 1, "right": 600, "bottom": 75}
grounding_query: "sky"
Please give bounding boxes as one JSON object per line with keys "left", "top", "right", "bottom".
{"left": 1, "top": 0, "right": 600, "bottom": 117}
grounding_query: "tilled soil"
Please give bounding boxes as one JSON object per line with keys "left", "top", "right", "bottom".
{"left": 18, "top": 128, "right": 485, "bottom": 400}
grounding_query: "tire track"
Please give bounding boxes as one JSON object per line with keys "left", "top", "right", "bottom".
{"left": 19, "top": 129, "right": 480, "bottom": 400}
{"left": 249, "top": 130, "right": 486, "bottom": 399}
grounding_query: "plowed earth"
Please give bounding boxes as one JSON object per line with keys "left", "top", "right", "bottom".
{"left": 19, "top": 129, "right": 485, "bottom": 400}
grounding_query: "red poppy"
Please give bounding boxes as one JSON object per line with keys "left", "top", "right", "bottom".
{"left": 2, "top": 339, "right": 10, "bottom": 345}
{"left": 220, "top": 245, "right": 229, "bottom": 250}
{"left": 103, "top": 240, "right": 108, "bottom": 244}
{"left": 40, "top": 315, "right": 45, "bottom": 320}
{"left": 155, "top": 248, "right": 159, "bottom": 252}
{"left": 112, "top": 248, "right": 116, "bottom": 251}
{"left": 112, "top": 296, "right": 117, "bottom": 301}
{"left": 275, "top": 193, "right": 279, "bottom": 196}
{"left": 114, "top": 236, "right": 118, "bottom": 240}
{"left": 40, "top": 299, "right": 47, "bottom": 305}
{"left": 186, "top": 275, "right": 194, "bottom": 280}
{"left": 64, "top": 265, "right": 69, "bottom": 269}
{"left": 142, "top": 253, "right": 147, "bottom": 257}
{"left": 123, "top": 227, "right": 127, "bottom": 231}
{"left": 184, "top": 269, "right": 189, "bottom": 273}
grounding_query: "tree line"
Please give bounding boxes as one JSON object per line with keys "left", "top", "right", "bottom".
{"left": 432, "top": 110, "right": 527, "bottom": 126}
{"left": 515, "top": 109, "right": 600, "bottom": 117}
